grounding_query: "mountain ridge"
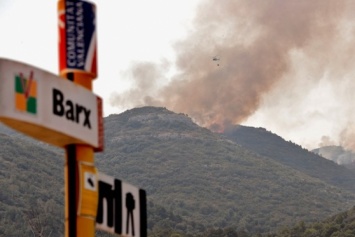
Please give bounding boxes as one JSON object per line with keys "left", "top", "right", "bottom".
{"left": 96, "top": 107, "right": 355, "bottom": 234}
{"left": 222, "top": 125, "right": 355, "bottom": 193}
{"left": 1, "top": 106, "right": 355, "bottom": 236}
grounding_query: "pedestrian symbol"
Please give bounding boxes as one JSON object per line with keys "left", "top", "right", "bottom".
{"left": 126, "top": 192, "right": 135, "bottom": 235}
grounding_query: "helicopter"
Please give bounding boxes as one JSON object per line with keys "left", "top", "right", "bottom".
{"left": 213, "top": 56, "right": 220, "bottom": 66}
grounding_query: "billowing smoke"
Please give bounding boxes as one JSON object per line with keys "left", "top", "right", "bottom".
{"left": 110, "top": 0, "right": 355, "bottom": 150}
{"left": 315, "top": 146, "right": 355, "bottom": 166}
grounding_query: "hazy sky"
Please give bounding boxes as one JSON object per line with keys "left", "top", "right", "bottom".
{"left": 1, "top": 0, "right": 355, "bottom": 151}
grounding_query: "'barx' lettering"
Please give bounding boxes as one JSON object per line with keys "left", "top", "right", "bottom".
{"left": 52, "top": 88, "right": 91, "bottom": 129}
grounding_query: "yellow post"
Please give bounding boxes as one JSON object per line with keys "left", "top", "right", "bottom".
{"left": 58, "top": 1, "right": 100, "bottom": 236}
{"left": 64, "top": 136, "right": 97, "bottom": 237}
{"left": 62, "top": 75, "right": 98, "bottom": 237}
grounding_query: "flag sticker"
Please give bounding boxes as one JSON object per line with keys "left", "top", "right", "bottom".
{"left": 15, "top": 71, "right": 37, "bottom": 114}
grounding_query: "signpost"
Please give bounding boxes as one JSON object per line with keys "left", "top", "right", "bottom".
{"left": 58, "top": 1, "right": 99, "bottom": 236}
{"left": 96, "top": 173, "right": 147, "bottom": 237}
{"left": 0, "top": 1, "right": 147, "bottom": 236}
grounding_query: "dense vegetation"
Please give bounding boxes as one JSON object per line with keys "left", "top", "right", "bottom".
{"left": 0, "top": 133, "right": 64, "bottom": 236}
{"left": 223, "top": 125, "right": 355, "bottom": 193}
{"left": 267, "top": 206, "right": 355, "bottom": 237}
{"left": 1, "top": 106, "right": 355, "bottom": 236}
{"left": 97, "top": 107, "right": 355, "bottom": 235}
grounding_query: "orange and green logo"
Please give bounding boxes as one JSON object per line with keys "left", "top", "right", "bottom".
{"left": 15, "top": 71, "right": 37, "bottom": 114}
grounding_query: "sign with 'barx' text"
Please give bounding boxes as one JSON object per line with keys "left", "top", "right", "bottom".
{"left": 0, "top": 58, "right": 103, "bottom": 151}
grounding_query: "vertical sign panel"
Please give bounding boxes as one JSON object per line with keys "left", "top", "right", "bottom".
{"left": 58, "top": 0, "right": 97, "bottom": 78}
{"left": 77, "top": 162, "right": 98, "bottom": 218}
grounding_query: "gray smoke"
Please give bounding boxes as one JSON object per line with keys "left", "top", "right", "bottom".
{"left": 110, "top": 0, "right": 355, "bottom": 149}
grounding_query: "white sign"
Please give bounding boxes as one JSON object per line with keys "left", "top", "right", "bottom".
{"left": 0, "top": 58, "right": 103, "bottom": 150}
{"left": 96, "top": 173, "right": 147, "bottom": 237}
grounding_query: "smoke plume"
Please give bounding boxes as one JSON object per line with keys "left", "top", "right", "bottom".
{"left": 110, "top": 0, "right": 355, "bottom": 149}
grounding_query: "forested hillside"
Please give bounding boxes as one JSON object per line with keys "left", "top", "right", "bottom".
{"left": 268, "top": 206, "right": 355, "bottom": 237}
{"left": 0, "top": 133, "right": 64, "bottom": 236}
{"left": 223, "top": 125, "right": 355, "bottom": 193}
{"left": 95, "top": 107, "right": 355, "bottom": 235}
{"left": 1, "top": 106, "right": 355, "bottom": 236}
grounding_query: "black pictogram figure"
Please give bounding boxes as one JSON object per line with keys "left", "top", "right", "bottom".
{"left": 126, "top": 192, "right": 135, "bottom": 236}
{"left": 87, "top": 177, "right": 94, "bottom": 188}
